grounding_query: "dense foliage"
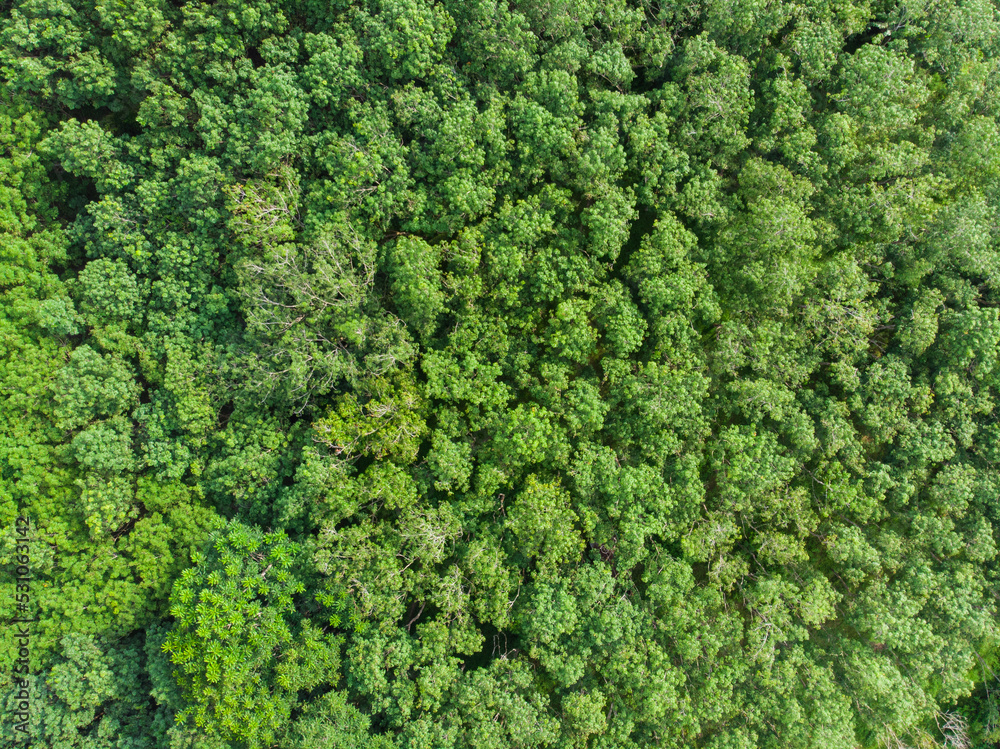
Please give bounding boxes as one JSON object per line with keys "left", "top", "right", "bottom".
{"left": 2, "top": 0, "right": 1000, "bottom": 747}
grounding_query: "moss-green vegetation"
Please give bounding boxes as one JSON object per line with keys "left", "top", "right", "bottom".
{"left": 3, "top": 0, "right": 1000, "bottom": 747}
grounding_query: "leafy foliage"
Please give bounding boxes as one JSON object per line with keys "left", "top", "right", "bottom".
{"left": 3, "top": 0, "right": 1000, "bottom": 747}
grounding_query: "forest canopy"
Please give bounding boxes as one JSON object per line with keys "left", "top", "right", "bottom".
{"left": 2, "top": 0, "right": 1000, "bottom": 747}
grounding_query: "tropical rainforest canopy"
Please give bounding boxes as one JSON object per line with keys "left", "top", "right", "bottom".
{"left": 2, "top": 0, "right": 1000, "bottom": 747}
